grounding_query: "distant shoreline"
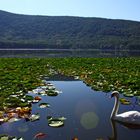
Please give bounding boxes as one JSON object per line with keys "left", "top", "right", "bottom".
{"left": 0, "top": 48, "right": 139, "bottom": 52}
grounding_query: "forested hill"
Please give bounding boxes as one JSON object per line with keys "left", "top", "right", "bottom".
{"left": 0, "top": 10, "right": 140, "bottom": 50}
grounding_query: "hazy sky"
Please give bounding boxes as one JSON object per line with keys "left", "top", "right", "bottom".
{"left": 0, "top": 0, "right": 140, "bottom": 21}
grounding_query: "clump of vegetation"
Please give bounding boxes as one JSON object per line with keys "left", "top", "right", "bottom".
{"left": 48, "top": 58, "right": 140, "bottom": 96}
{"left": 0, "top": 58, "right": 52, "bottom": 110}
{"left": 0, "top": 58, "right": 139, "bottom": 111}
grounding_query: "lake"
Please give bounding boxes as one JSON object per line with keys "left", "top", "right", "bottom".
{"left": 0, "top": 49, "right": 140, "bottom": 57}
{"left": 0, "top": 75, "right": 140, "bottom": 140}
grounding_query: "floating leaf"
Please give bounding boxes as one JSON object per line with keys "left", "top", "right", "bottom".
{"left": 8, "top": 118, "right": 21, "bottom": 123}
{"left": 0, "top": 111, "right": 4, "bottom": 118}
{"left": 0, "top": 118, "right": 4, "bottom": 123}
{"left": 24, "top": 95, "right": 34, "bottom": 101}
{"left": 123, "top": 93, "right": 134, "bottom": 97}
{"left": 48, "top": 86, "right": 55, "bottom": 90}
{"left": 39, "top": 103, "right": 50, "bottom": 108}
{"left": 57, "top": 117, "right": 67, "bottom": 121}
{"left": 47, "top": 91, "right": 58, "bottom": 96}
{"left": 17, "top": 138, "right": 24, "bottom": 140}
{"left": 34, "top": 133, "right": 47, "bottom": 139}
{"left": 34, "top": 96, "right": 42, "bottom": 101}
{"left": 48, "top": 120, "right": 64, "bottom": 127}
{"left": 32, "top": 100, "right": 40, "bottom": 103}
{"left": 0, "top": 135, "right": 24, "bottom": 140}
{"left": 119, "top": 98, "right": 131, "bottom": 105}
{"left": 29, "top": 113, "right": 40, "bottom": 122}
{"left": 54, "top": 90, "right": 62, "bottom": 94}
{"left": 47, "top": 116, "right": 66, "bottom": 127}
{"left": 16, "top": 107, "right": 31, "bottom": 114}
{"left": 0, "top": 135, "right": 9, "bottom": 140}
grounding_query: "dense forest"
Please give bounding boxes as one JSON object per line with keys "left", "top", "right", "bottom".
{"left": 0, "top": 10, "right": 140, "bottom": 50}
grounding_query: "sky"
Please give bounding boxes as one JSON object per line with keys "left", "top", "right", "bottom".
{"left": 0, "top": 0, "right": 140, "bottom": 21}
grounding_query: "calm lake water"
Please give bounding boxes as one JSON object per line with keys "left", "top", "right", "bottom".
{"left": 0, "top": 75, "right": 140, "bottom": 140}
{"left": 0, "top": 49, "right": 140, "bottom": 57}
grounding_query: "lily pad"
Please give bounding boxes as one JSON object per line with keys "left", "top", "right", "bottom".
{"left": 48, "top": 120, "right": 64, "bottom": 127}
{"left": 47, "top": 116, "right": 66, "bottom": 127}
{"left": 39, "top": 103, "right": 50, "bottom": 108}
{"left": 24, "top": 95, "right": 34, "bottom": 101}
{"left": 123, "top": 93, "right": 134, "bottom": 97}
{"left": 47, "top": 91, "right": 58, "bottom": 96}
{"left": 119, "top": 98, "right": 131, "bottom": 105}
{"left": 47, "top": 86, "right": 55, "bottom": 90}
{"left": 32, "top": 100, "right": 40, "bottom": 103}
{"left": 34, "top": 96, "right": 42, "bottom": 101}
{"left": 34, "top": 133, "right": 47, "bottom": 139}
{"left": 0, "top": 135, "right": 9, "bottom": 140}
{"left": 29, "top": 113, "right": 40, "bottom": 122}
{"left": 8, "top": 118, "right": 21, "bottom": 123}
{"left": 0, "top": 135, "right": 24, "bottom": 140}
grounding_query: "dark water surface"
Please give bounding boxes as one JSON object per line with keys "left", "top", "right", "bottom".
{"left": 0, "top": 49, "right": 140, "bottom": 57}
{"left": 0, "top": 78, "right": 140, "bottom": 140}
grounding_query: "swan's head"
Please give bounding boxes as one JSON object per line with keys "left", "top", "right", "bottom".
{"left": 111, "top": 91, "right": 119, "bottom": 98}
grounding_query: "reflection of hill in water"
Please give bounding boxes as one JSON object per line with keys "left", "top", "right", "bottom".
{"left": 46, "top": 74, "right": 79, "bottom": 81}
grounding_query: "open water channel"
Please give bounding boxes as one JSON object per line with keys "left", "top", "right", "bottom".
{"left": 0, "top": 75, "right": 140, "bottom": 140}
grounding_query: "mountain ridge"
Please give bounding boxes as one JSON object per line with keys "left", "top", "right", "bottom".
{"left": 0, "top": 10, "right": 140, "bottom": 50}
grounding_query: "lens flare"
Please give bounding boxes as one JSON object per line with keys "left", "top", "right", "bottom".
{"left": 80, "top": 112, "right": 99, "bottom": 130}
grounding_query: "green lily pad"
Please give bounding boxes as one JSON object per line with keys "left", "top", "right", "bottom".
{"left": 39, "top": 103, "right": 50, "bottom": 108}
{"left": 0, "top": 135, "right": 23, "bottom": 140}
{"left": 29, "top": 113, "right": 40, "bottom": 122}
{"left": 24, "top": 95, "right": 34, "bottom": 101}
{"left": 119, "top": 98, "right": 131, "bottom": 105}
{"left": 123, "top": 93, "right": 134, "bottom": 97}
{"left": 18, "top": 138, "right": 24, "bottom": 140}
{"left": 48, "top": 120, "right": 64, "bottom": 127}
{"left": 8, "top": 118, "right": 21, "bottom": 123}
{"left": 47, "top": 91, "right": 58, "bottom": 96}
{"left": 0, "top": 135, "right": 9, "bottom": 140}
{"left": 47, "top": 116, "right": 66, "bottom": 127}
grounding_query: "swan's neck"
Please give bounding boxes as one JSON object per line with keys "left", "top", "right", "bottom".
{"left": 111, "top": 96, "right": 119, "bottom": 119}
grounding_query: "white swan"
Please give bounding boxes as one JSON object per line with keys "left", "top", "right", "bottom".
{"left": 111, "top": 91, "right": 140, "bottom": 125}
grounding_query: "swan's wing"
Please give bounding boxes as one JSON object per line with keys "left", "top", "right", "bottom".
{"left": 116, "top": 111, "right": 140, "bottom": 124}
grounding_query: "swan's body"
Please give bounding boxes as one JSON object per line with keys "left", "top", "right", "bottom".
{"left": 111, "top": 91, "right": 140, "bottom": 125}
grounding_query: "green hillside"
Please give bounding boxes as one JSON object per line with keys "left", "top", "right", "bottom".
{"left": 0, "top": 10, "right": 140, "bottom": 49}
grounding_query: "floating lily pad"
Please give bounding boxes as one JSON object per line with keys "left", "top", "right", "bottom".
{"left": 47, "top": 116, "right": 66, "bottom": 127}
{"left": 34, "top": 133, "right": 47, "bottom": 139}
{"left": 48, "top": 86, "right": 55, "bottom": 90}
{"left": 34, "top": 96, "right": 42, "bottom": 101}
{"left": 123, "top": 93, "right": 134, "bottom": 97}
{"left": 29, "top": 113, "right": 40, "bottom": 122}
{"left": 119, "top": 98, "right": 131, "bottom": 105}
{"left": 0, "top": 135, "right": 9, "bottom": 140}
{"left": 48, "top": 120, "right": 64, "bottom": 127}
{"left": 39, "top": 103, "right": 50, "bottom": 108}
{"left": 32, "top": 100, "right": 40, "bottom": 103}
{"left": 47, "top": 91, "right": 58, "bottom": 96}
{"left": 0, "top": 135, "right": 24, "bottom": 140}
{"left": 8, "top": 118, "right": 21, "bottom": 123}
{"left": 17, "top": 137, "right": 24, "bottom": 140}
{"left": 24, "top": 95, "right": 34, "bottom": 101}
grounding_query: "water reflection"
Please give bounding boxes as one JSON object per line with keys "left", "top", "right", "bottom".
{"left": 108, "top": 119, "right": 140, "bottom": 140}
{"left": 108, "top": 120, "right": 118, "bottom": 140}
{"left": 0, "top": 49, "right": 139, "bottom": 57}
{"left": 0, "top": 76, "right": 140, "bottom": 140}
